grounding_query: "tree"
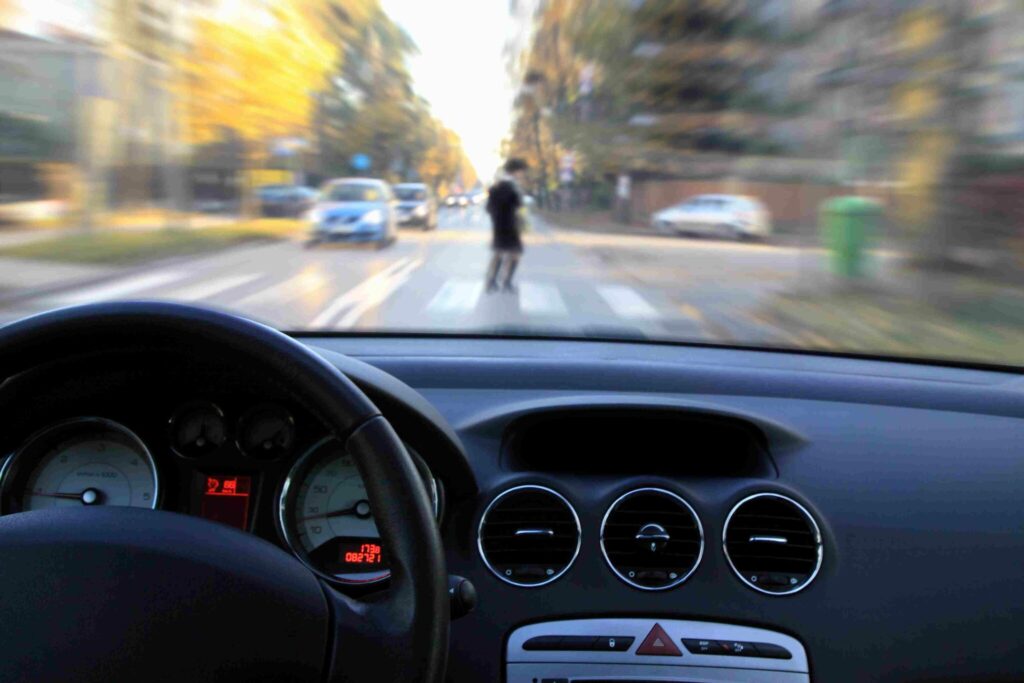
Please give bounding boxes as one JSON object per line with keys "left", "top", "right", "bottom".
{"left": 509, "top": 0, "right": 788, "bottom": 205}
{"left": 313, "top": 4, "right": 475, "bottom": 188}
{"left": 178, "top": 0, "right": 349, "bottom": 212}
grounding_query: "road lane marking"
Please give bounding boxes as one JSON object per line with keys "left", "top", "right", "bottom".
{"left": 518, "top": 282, "right": 568, "bottom": 316}
{"left": 165, "top": 274, "right": 261, "bottom": 301}
{"left": 235, "top": 265, "right": 333, "bottom": 308}
{"left": 426, "top": 278, "right": 482, "bottom": 315}
{"left": 596, "top": 284, "right": 661, "bottom": 320}
{"left": 310, "top": 257, "right": 423, "bottom": 328}
{"left": 49, "top": 271, "right": 188, "bottom": 305}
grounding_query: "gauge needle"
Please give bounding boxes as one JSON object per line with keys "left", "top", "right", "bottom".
{"left": 299, "top": 499, "right": 371, "bottom": 522}
{"left": 32, "top": 488, "right": 102, "bottom": 505}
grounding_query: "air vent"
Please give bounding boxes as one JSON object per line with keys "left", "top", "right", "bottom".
{"left": 723, "top": 493, "right": 823, "bottom": 595}
{"left": 478, "top": 485, "right": 580, "bottom": 587}
{"left": 600, "top": 488, "right": 704, "bottom": 590}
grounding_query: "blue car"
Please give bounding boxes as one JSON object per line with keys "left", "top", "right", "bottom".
{"left": 306, "top": 178, "right": 398, "bottom": 248}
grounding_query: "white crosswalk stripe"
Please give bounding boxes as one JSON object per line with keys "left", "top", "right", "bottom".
{"left": 427, "top": 278, "right": 483, "bottom": 315}
{"left": 48, "top": 271, "right": 188, "bottom": 306}
{"left": 518, "top": 282, "right": 568, "bottom": 316}
{"left": 163, "top": 274, "right": 261, "bottom": 301}
{"left": 596, "top": 284, "right": 661, "bottom": 320}
{"left": 311, "top": 257, "right": 423, "bottom": 328}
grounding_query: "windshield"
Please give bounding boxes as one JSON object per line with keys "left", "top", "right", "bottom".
{"left": 395, "top": 187, "right": 427, "bottom": 201}
{"left": 323, "top": 183, "right": 383, "bottom": 203}
{"left": 1, "top": 1, "right": 1022, "bottom": 366}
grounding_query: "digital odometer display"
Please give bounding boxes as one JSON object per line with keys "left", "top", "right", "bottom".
{"left": 279, "top": 438, "right": 437, "bottom": 584}
{"left": 307, "top": 537, "right": 388, "bottom": 575}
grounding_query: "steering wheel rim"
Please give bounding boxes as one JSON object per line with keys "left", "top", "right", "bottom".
{"left": 0, "top": 301, "right": 449, "bottom": 683}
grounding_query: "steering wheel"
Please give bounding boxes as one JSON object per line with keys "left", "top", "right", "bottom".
{"left": 0, "top": 302, "right": 448, "bottom": 683}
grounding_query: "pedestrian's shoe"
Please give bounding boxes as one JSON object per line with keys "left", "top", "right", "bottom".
{"left": 502, "top": 282, "right": 518, "bottom": 294}
{"left": 486, "top": 281, "right": 500, "bottom": 294}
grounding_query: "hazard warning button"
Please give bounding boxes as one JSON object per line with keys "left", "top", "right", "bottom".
{"left": 635, "top": 623, "right": 682, "bottom": 656}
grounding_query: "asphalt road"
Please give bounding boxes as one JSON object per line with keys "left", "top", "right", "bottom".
{"left": 0, "top": 207, "right": 850, "bottom": 345}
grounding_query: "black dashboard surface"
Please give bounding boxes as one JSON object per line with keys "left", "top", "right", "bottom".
{"left": 4, "top": 333, "right": 1023, "bottom": 682}
{"left": 304, "top": 336, "right": 1024, "bottom": 683}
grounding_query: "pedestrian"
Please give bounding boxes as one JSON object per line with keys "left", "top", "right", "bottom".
{"left": 485, "top": 158, "right": 528, "bottom": 293}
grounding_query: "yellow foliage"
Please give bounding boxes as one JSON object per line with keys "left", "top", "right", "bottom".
{"left": 177, "top": 0, "right": 342, "bottom": 152}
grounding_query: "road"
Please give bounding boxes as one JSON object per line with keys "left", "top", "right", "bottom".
{"left": 0, "top": 208, "right": 852, "bottom": 345}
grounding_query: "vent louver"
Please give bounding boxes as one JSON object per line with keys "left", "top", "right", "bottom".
{"left": 723, "top": 493, "right": 823, "bottom": 595}
{"left": 600, "top": 488, "right": 703, "bottom": 590}
{"left": 478, "top": 485, "right": 580, "bottom": 587}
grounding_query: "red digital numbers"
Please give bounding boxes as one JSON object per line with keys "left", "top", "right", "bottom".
{"left": 205, "top": 476, "right": 250, "bottom": 496}
{"left": 342, "top": 543, "right": 383, "bottom": 565}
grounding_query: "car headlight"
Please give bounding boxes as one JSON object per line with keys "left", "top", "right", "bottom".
{"left": 305, "top": 208, "right": 323, "bottom": 223}
{"left": 412, "top": 204, "right": 427, "bottom": 217}
{"left": 360, "top": 209, "right": 384, "bottom": 225}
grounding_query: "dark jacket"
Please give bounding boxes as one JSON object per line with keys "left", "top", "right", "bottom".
{"left": 486, "top": 180, "right": 523, "bottom": 252}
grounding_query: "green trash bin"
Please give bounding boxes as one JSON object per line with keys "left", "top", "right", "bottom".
{"left": 820, "top": 196, "right": 881, "bottom": 278}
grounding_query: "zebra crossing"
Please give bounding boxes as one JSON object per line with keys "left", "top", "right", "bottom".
{"left": 32, "top": 261, "right": 678, "bottom": 332}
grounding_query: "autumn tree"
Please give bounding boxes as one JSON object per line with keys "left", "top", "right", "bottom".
{"left": 313, "top": 4, "right": 475, "bottom": 188}
{"left": 179, "top": 0, "right": 354, "bottom": 212}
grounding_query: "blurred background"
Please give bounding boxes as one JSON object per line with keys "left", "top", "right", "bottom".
{"left": 0, "top": 0, "right": 1022, "bottom": 365}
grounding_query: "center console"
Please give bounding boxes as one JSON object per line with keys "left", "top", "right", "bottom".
{"left": 507, "top": 618, "right": 809, "bottom": 683}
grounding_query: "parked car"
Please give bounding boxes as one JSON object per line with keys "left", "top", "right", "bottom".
{"left": 306, "top": 178, "right": 397, "bottom": 248}
{"left": 257, "top": 185, "right": 318, "bottom": 217}
{"left": 651, "top": 194, "right": 771, "bottom": 240}
{"left": 393, "top": 183, "right": 437, "bottom": 230}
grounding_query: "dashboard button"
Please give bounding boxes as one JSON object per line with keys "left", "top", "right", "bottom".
{"left": 682, "top": 638, "right": 724, "bottom": 655}
{"left": 636, "top": 623, "right": 681, "bottom": 656}
{"left": 595, "top": 636, "right": 634, "bottom": 651}
{"left": 560, "top": 636, "right": 599, "bottom": 650}
{"left": 752, "top": 642, "right": 793, "bottom": 659}
{"left": 523, "top": 636, "right": 564, "bottom": 651}
{"left": 719, "top": 641, "right": 757, "bottom": 657}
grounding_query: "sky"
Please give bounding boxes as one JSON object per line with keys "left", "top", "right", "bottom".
{"left": 381, "top": 0, "right": 519, "bottom": 181}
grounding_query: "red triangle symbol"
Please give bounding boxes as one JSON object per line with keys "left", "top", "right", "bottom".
{"left": 636, "top": 623, "right": 681, "bottom": 656}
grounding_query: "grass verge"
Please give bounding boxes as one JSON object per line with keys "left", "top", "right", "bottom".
{"left": 761, "top": 282, "right": 1024, "bottom": 366}
{"left": 0, "top": 219, "right": 305, "bottom": 265}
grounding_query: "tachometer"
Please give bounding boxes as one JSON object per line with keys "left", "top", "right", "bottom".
{"left": 1, "top": 417, "right": 159, "bottom": 513}
{"left": 277, "top": 437, "right": 438, "bottom": 584}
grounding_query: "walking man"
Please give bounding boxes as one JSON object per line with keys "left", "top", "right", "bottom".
{"left": 485, "top": 158, "right": 528, "bottom": 293}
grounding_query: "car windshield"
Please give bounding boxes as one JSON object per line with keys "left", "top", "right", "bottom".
{"left": 323, "top": 184, "right": 382, "bottom": 202}
{"left": 1, "top": 1, "right": 1022, "bottom": 366}
{"left": 395, "top": 188, "right": 427, "bottom": 201}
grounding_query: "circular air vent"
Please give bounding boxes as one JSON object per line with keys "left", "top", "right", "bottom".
{"left": 723, "top": 492, "right": 823, "bottom": 595}
{"left": 478, "top": 485, "right": 580, "bottom": 587}
{"left": 600, "top": 488, "right": 704, "bottom": 590}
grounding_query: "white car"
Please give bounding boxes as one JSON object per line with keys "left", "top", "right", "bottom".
{"left": 651, "top": 194, "right": 771, "bottom": 240}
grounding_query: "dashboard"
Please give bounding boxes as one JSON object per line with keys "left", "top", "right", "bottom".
{"left": 3, "top": 334, "right": 1024, "bottom": 682}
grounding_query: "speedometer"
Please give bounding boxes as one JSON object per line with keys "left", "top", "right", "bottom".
{"left": 277, "top": 437, "right": 438, "bottom": 584}
{"left": 1, "top": 417, "right": 159, "bottom": 513}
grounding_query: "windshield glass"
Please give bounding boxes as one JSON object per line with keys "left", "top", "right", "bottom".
{"left": 1, "top": 1, "right": 1022, "bottom": 365}
{"left": 323, "top": 183, "right": 382, "bottom": 203}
